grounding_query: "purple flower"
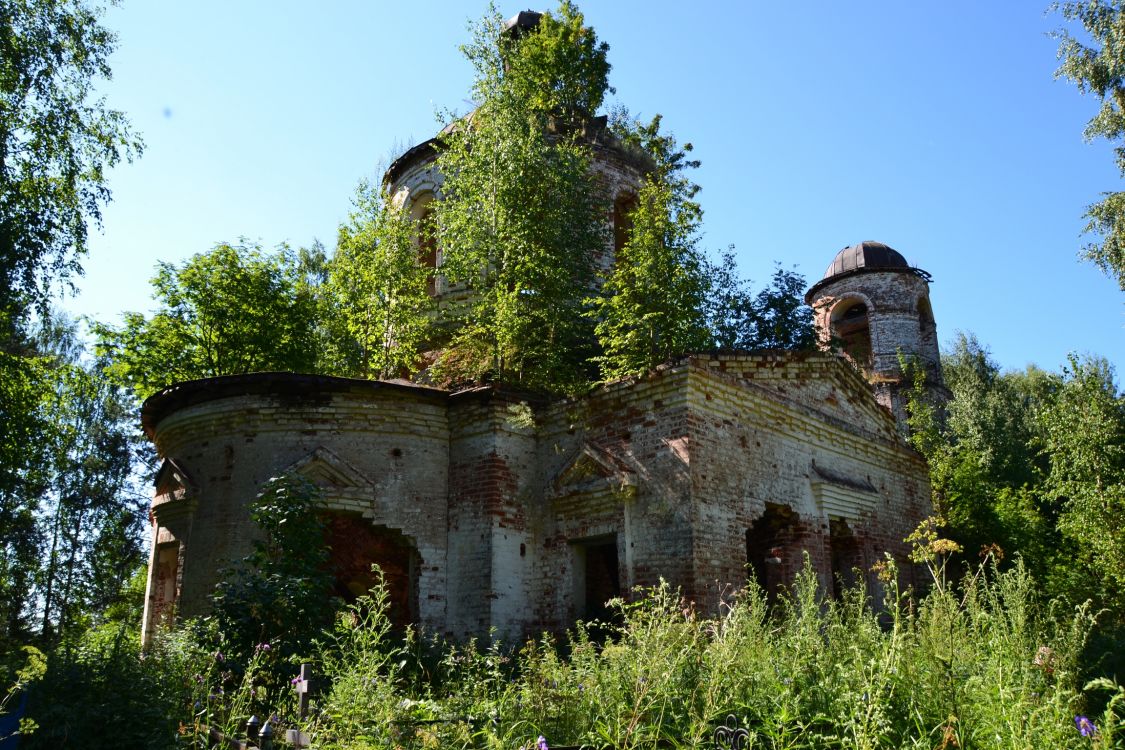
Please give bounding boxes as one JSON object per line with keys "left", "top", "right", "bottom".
{"left": 257, "top": 643, "right": 271, "bottom": 652}
{"left": 291, "top": 676, "right": 303, "bottom": 685}
{"left": 1076, "top": 715, "right": 1097, "bottom": 737}
{"left": 537, "top": 736, "right": 549, "bottom": 750}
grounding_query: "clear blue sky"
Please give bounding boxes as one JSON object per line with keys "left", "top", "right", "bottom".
{"left": 68, "top": 1, "right": 1122, "bottom": 375}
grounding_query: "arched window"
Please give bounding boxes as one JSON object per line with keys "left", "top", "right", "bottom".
{"left": 612, "top": 192, "right": 637, "bottom": 255}
{"left": 410, "top": 193, "right": 439, "bottom": 296}
{"left": 831, "top": 300, "right": 873, "bottom": 371}
{"left": 829, "top": 518, "right": 863, "bottom": 600}
{"left": 918, "top": 297, "right": 936, "bottom": 349}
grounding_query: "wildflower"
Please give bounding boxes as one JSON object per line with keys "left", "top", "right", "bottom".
{"left": 213, "top": 651, "right": 223, "bottom": 661}
{"left": 193, "top": 673, "right": 204, "bottom": 683}
{"left": 1075, "top": 715, "right": 1097, "bottom": 737}
{"left": 537, "top": 736, "right": 549, "bottom": 750}
{"left": 979, "top": 543, "right": 1004, "bottom": 563}
{"left": 870, "top": 559, "right": 894, "bottom": 584}
{"left": 256, "top": 642, "right": 271, "bottom": 652}
{"left": 1033, "top": 646, "right": 1055, "bottom": 674}
{"left": 291, "top": 676, "right": 303, "bottom": 685}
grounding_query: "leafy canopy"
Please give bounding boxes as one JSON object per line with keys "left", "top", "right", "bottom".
{"left": 1054, "top": 0, "right": 1125, "bottom": 289}
{"left": 906, "top": 332, "right": 1125, "bottom": 631}
{"left": 94, "top": 241, "right": 322, "bottom": 400}
{"left": 707, "top": 253, "right": 816, "bottom": 352}
{"left": 591, "top": 115, "right": 710, "bottom": 379}
{"left": 432, "top": 1, "right": 607, "bottom": 392}
{"left": 0, "top": 0, "right": 141, "bottom": 332}
{"left": 325, "top": 181, "right": 433, "bottom": 380}
{"left": 501, "top": 0, "right": 612, "bottom": 125}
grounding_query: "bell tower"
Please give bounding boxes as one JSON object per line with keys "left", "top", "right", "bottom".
{"left": 805, "top": 241, "right": 947, "bottom": 437}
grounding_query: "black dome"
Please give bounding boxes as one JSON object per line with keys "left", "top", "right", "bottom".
{"left": 822, "top": 241, "right": 909, "bottom": 279}
{"left": 805, "top": 241, "right": 929, "bottom": 303}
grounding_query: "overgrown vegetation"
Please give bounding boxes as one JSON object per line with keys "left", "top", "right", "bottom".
{"left": 3, "top": 1, "right": 1125, "bottom": 748}
{"left": 905, "top": 335, "right": 1125, "bottom": 679}
{"left": 16, "top": 542, "right": 1125, "bottom": 749}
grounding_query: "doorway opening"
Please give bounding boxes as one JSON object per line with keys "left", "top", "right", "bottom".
{"left": 746, "top": 503, "right": 800, "bottom": 603}
{"left": 571, "top": 535, "right": 621, "bottom": 625}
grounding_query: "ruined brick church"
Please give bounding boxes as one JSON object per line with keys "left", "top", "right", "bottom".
{"left": 139, "top": 15, "right": 944, "bottom": 645}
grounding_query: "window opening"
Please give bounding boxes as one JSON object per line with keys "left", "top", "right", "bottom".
{"left": 918, "top": 297, "right": 937, "bottom": 349}
{"left": 613, "top": 193, "right": 637, "bottom": 255}
{"left": 832, "top": 301, "right": 872, "bottom": 371}
{"left": 151, "top": 542, "right": 179, "bottom": 627}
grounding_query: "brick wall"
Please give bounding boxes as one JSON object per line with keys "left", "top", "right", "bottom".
{"left": 142, "top": 353, "right": 933, "bottom": 643}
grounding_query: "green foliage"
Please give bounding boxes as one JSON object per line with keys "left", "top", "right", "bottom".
{"left": 325, "top": 181, "right": 434, "bottom": 379}
{"left": 905, "top": 334, "right": 1058, "bottom": 580}
{"left": 19, "top": 560, "right": 1120, "bottom": 749}
{"left": 0, "top": 0, "right": 142, "bottom": 655}
{"left": 23, "top": 624, "right": 198, "bottom": 750}
{"left": 33, "top": 316, "right": 144, "bottom": 643}
{"left": 94, "top": 241, "right": 323, "bottom": 400}
{"left": 210, "top": 473, "right": 338, "bottom": 667}
{"left": 431, "top": 2, "right": 607, "bottom": 393}
{"left": 502, "top": 0, "right": 612, "bottom": 125}
{"left": 0, "top": 0, "right": 141, "bottom": 326}
{"left": 1054, "top": 0, "right": 1125, "bottom": 289}
{"left": 0, "top": 316, "right": 143, "bottom": 650}
{"left": 591, "top": 115, "right": 711, "bottom": 380}
{"left": 269, "top": 561, "right": 1109, "bottom": 750}
{"left": 304, "top": 585, "right": 415, "bottom": 746}
{"left": 0, "top": 645, "right": 46, "bottom": 741}
{"left": 906, "top": 333, "right": 1125, "bottom": 679}
{"left": 0, "top": 349, "right": 48, "bottom": 645}
{"left": 707, "top": 252, "right": 816, "bottom": 351}
{"left": 180, "top": 630, "right": 294, "bottom": 749}
{"left": 1043, "top": 355, "right": 1125, "bottom": 615}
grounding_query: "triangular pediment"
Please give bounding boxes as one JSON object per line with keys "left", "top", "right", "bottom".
{"left": 551, "top": 442, "right": 636, "bottom": 499}
{"left": 154, "top": 458, "right": 196, "bottom": 498}
{"left": 284, "top": 447, "right": 373, "bottom": 490}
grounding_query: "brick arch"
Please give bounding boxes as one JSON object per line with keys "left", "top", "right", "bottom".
{"left": 321, "top": 513, "right": 420, "bottom": 629}
{"left": 828, "top": 294, "right": 875, "bottom": 372}
{"left": 746, "top": 503, "right": 803, "bottom": 603}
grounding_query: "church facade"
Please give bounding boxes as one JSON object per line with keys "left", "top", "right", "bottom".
{"left": 140, "top": 244, "right": 941, "bottom": 644}
{"left": 140, "top": 13, "right": 943, "bottom": 644}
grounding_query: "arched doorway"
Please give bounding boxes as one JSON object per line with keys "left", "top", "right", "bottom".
{"left": 322, "top": 514, "right": 420, "bottom": 629}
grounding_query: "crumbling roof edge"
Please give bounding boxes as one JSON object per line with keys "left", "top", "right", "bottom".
{"left": 141, "top": 372, "right": 448, "bottom": 439}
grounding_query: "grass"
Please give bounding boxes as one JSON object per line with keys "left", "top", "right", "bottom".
{"left": 15, "top": 553, "right": 1125, "bottom": 749}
